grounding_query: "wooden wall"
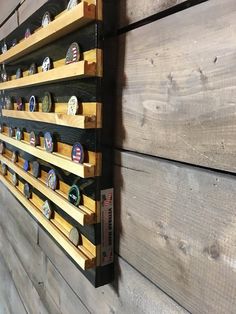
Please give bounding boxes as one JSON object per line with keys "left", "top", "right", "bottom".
{"left": 1, "top": 0, "right": 236, "bottom": 313}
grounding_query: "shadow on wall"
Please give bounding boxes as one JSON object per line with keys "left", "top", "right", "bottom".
{"left": 101, "top": 0, "right": 127, "bottom": 297}
{"left": 104, "top": 0, "right": 212, "bottom": 298}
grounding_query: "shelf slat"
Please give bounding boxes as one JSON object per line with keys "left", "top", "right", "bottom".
{"left": 0, "top": 174, "right": 95, "bottom": 270}
{"left": 0, "top": 133, "right": 97, "bottom": 178}
{"left": 0, "top": 154, "right": 96, "bottom": 225}
{"left": 0, "top": 1, "right": 96, "bottom": 64}
{"left": 0, "top": 61, "right": 98, "bottom": 91}
{"left": 2, "top": 109, "right": 101, "bottom": 129}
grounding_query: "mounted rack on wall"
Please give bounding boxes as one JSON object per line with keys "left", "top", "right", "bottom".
{"left": 0, "top": 0, "right": 114, "bottom": 287}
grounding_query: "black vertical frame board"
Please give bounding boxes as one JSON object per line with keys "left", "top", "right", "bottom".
{"left": 0, "top": 0, "right": 117, "bottom": 287}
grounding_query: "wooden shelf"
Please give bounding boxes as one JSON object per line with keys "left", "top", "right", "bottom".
{"left": 0, "top": 173, "right": 95, "bottom": 270}
{"left": 2, "top": 105, "right": 102, "bottom": 129}
{"left": 0, "top": 154, "right": 96, "bottom": 225}
{"left": 0, "top": 1, "right": 96, "bottom": 64}
{"left": 0, "top": 60, "right": 98, "bottom": 91}
{"left": 0, "top": 133, "right": 97, "bottom": 178}
{"left": 51, "top": 213, "right": 98, "bottom": 263}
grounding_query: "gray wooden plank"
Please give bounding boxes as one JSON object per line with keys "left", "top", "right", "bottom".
{"left": 116, "top": 0, "right": 236, "bottom": 173}
{"left": 0, "top": 12, "right": 18, "bottom": 40}
{"left": 0, "top": 252, "right": 26, "bottom": 314}
{"left": 45, "top": 258, "right": 89, "bottom": 314}
{"left": 0, "top": 0, "right": 19, "bottom": 25}
{"left": 36, "top": 292, "right": 61, "bottom": 314}
{"left": 119, "top": 0, "right": 186, "bottom": 28}
{"left": 114, "top": 150, "right": 236, "bottom": 314}
{"left": 0, "top": 182, "right": 38, "bottom": 244}
{"left": 0, "top": 183, "right": 61, "bottom": 314}
{"left": 39, "top": 228, "right": 187, "bottom": 314}
{"left": 0, "top": 226, "right": 51, "bottom": 314}
{"left": 0, "top": 185, "right": 45, "bottom": 288}
{"left": 18, "top": 0, "right": 48, "bottom": 25}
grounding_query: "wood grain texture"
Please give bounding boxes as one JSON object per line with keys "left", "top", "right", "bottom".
{"left": 45, "top": 259, "right": 89, "bottom": 314}
{"left": 116, "top": 0, "right": 236, "bottom": 173}
{"left": 114, "top": 150, "right": 236, "bottom": 314}
{"left": 0, "top": 182, "right": 89, "bottom": 313}
{"left": 0, "top": 133, "right": 96, "bottom": 178}
{"left": 9, "top": 0, "right": 67, "bottom": 51}
{"left": 0, "top": 227, "right": 53, "bottom": 314}
{"left": 0, "top": 177, "right": 39, "bottom": 244}
{"left": 0, "top": 188, "right": 58, "bottom": 314}
{"left": 118, "top": 0, "right": 186, "bottom": 28}
{"left": 0, "top": 0, "right": 19, "bottom": 25}
{"left": 18, "top": 0, "right": 51, "bottom": 25}
{"left": 0, "top": 183, "right": 45, "bottom": 284}
{"left": 0, "top": 153, "right": 96, "bottom": 225}
{"left": 0, "top": 12, "right": 18, "bottom": 41}
{"left": 0, "top": 252, "right": 26, "bottom": 314}
{"left": 6, "top": 23, "right": 99, "bottom": 69}
{"left": 0, "top": 181, "right": 185, "bottom": 313}
{"left": 39, "top": 227, "right": 187, "bottom": 314}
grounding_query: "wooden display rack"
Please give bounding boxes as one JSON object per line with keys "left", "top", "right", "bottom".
{"left": 0, "top": 151, "right": 97, "bottom": 225}
{"left": 0, "top": 0, "right": 113, "bottom": 287}
{"left": 0, "top": 1, "right": 99, "bottom": 64}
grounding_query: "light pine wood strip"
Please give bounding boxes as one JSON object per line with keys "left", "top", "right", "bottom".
{"left": 0, "top": 133, "right": 97, "bottom": 178}
{"left": 2, "top": 109, "right": 100, "bottom": 129}
{"left": 10, "top": 101, "right": 101, "bottom": 116}
{"left": 10, "top": 49, "right": 100, "bottom": 80}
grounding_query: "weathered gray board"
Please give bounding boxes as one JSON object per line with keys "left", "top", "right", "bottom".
{"left": 114, "top": 150, "right": 236, "bottom": 314}
{"left": 0, "top": 181, "right": 186, "bottom": 314}
{"left": 0, "top": 184, "right": 89, "bottom": 314}
{"left": 116, "top": 0, "right": 236, "bottom": 173}
{"left": 39, "top": 228, "right": 187, "bottom": 314}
